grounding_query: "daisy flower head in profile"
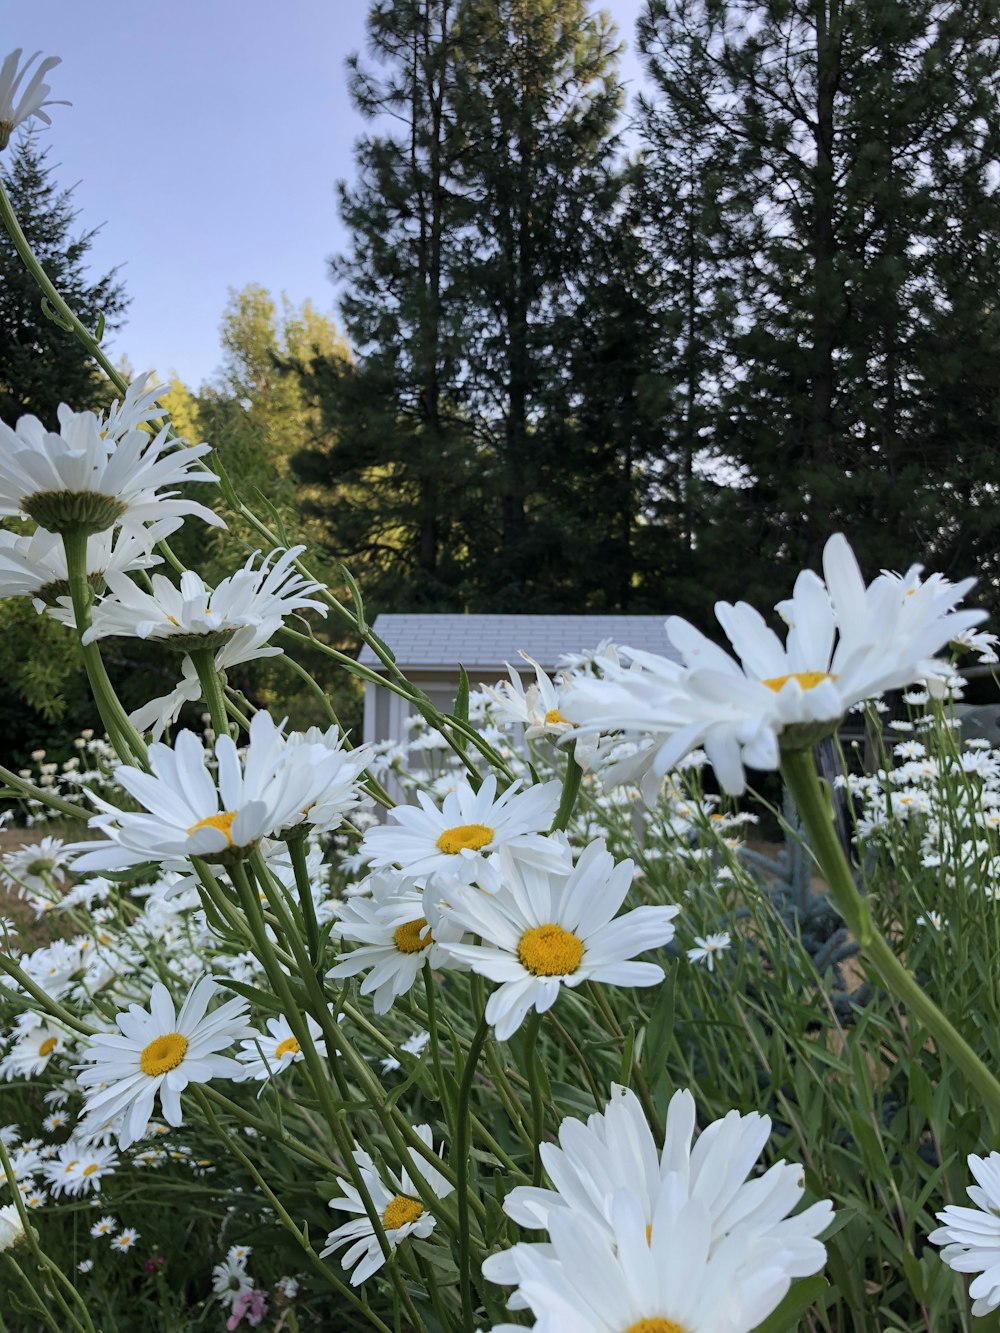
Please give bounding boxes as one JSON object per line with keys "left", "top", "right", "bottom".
{"left": 359, "top": 773, "right": 564, "bottom": 888}
{"left": 76, "top": 976, "right": 250, "bottom": 1148}
{"left": 489, "top": 1085, "right": 831, "bottom": 1275}
{"left": 327, "top": 876, "right": 468, "bottom": 1014}
{"left": 90, "top": 1215, "right": 119, "bottom": 1238}
{"left": 0, "top": 519, "right": 181, "bottom": 621}
{"left": 564, "top": 534, "right": 986, "bottom": 796}
{"left": 0, "top": 49, "right": 68, "bottom": 149}
{"left": 437, "top": 839, "right": 679, "bottom": 1041}
{"left": 235, "top": 1013, "right": 326, "bottom": 1082}
{"left": 68, "top": 710, "right": 335, "bottom": 874}
{"left": 83, "top": 545, "right": 326, "bottom": 655}
{"left": 321, "top": 1125, "right": 453, "bottom": 1285}
{"left": 928, "top": 1151, "right": 1000, "bottom": 1314}
{"left": 0, "top": 400, "right": 223, "bottom": 537}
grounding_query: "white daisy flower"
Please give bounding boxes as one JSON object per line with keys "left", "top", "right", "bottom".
{"left": 0, "top": 1023, "right": 70, "bottom": 1080}
{"left": 0, "top": 406, "right": 223, "bottom": 535}
{"left": 360, "top": 775, "right": 564, "bottom": 886}
{"left": 90, "top": 1214, "right": 119, "bottom": 1238}
{"left": 68, "top": 711, "right": 338, "bottom": 873}
{"left": 381, "top": 1030, "right": 430, "bottom": 1074}
{"left": 77, "top": 1258, "right": 94, "bottom": 1273}
{"left": 563, "top": 534, "right": 986, "bottom": 796}
{"left": 686, "top": 932, "right": 732, "bottom": 972}
{"left": 44, "top": 1141, "right": 118, "bottom": 1197}
{"left": 320, "top": 1125, "right": 453, "bottom": 1285}
{"left": 0, "top": 1202, "right": 26, "bottom": 1252}
{"left": 212, "top": 1250, "right": 253, "bottom": 1311}
{"left": 488, "top": 1086, "right": 832, "bottom": 1285}
{"left": 76, "top": 976, "right": 250, "bottom": 1148}
{"left": 99, "top": 373, "right": 168, "bottom": 444}
{"left": 438, "top": 840, "right": 679, "bottom": 1041}
{"left": 235, "top": 1013, "right": 326, "bottom": 1082}
{"left": 83, "top": 545, "right": 326, "bottom": 654}
{"left": 0, "top": 520, "right": 180, "bottom": 619}
{"left": 20, "top": 1186, "right": 46, "bottom": 1210}
{"left": 111, "top": 1226, "right": 140, "bottom": 1252}
{"left": 929, "top": 1152, "right": 1000, "bottom": 1314}
{"left": 0, "top": 1146, "right": 41, "bottom": 1193}
{"left": 1, "top": 836, "right": 70, "bottom": 894}
{"left": 0, "top": 49, "right": 68, "bottom": 148}
{"left": 482, "top": 653, "right": 575, "bottom": 740}
{"left": 485, "top": 1183, "right": 822, "bottom": 1333}
{"left": 328, "top": 878, "right": 468, "bottom": 1014}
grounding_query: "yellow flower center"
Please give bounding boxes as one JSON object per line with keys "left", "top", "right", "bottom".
{"left": 435, "top": 822, "right": 494, "bottom": 854}
{"left": 623, "top": 1322, "right": 689, "bottom": 1333}
{"left": 140, "top": 1032, "right": 189, "bottom": 1077}
{"left": 82, "top": 1163, "right": 99, "bottom": 1177}
{"left": 382, "top": 1195, "right": 424, "bottom": 1231}
{"left": 517, "top": 923, "right": 584, "bottom": 976}
{"left": 393, "top": 918, "right": 433, "bottom": 954}
{"left": 544, "top": 708, "right": 567, "bottom": 725}
{"left": 760, "top": 671, "right": 836, "bottom": 692}
{"left": 37, "top": 1037, "right": 57, "bottom": 1058}
{"left": 275, "top": 1036, "right": 299, "bottom": 1059}
{"left": 187, "top": 810, "right": 238, "bottom": 846}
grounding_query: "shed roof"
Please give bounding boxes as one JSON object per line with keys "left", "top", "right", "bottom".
{"left": 357, "top": 614, "right": 680, "bottom": 672}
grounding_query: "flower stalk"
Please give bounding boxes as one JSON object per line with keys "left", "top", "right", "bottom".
{"left": 781, "top": 744, "right": 1000, "bottom": 1126}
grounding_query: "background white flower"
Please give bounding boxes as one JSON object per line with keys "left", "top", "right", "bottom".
{"left": 77, "top": 976, "right": 250, "bottom": 1148}
{"left": 321, "top": 1125, "right": 453, "bottom": 1285}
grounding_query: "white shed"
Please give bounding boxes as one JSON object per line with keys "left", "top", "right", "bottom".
{"left": 358, "top": 613, "right": 678, "bottom": 751}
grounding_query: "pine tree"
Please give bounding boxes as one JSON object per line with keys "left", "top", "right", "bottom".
{"left": 294, "top": 0, "right": 479, "bottom": 610}
{"left": 639, "top": 0, "right": 1000, "bottom": 608}
{"left": 448, "top": 0, "right": 624, "bottom": 607}
{"left": 0, "top": 134, "right": 127, "bottom": 423}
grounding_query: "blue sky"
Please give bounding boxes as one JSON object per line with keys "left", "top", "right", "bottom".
{"left": 6, "top": 1, "right": 650, "bottom": 390}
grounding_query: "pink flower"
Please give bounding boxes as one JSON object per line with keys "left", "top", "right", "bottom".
{"left": 226, "top": 1288, "right": 268, "bottom": 1330}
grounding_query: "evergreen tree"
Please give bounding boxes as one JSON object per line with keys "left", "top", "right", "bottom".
{"left": 294, "top": 0, "right": 479, "bottom": 610}
{"left": 449, "top": 0, "right": 625, "bottom": 607}
{"left": 305, "top": 0, "right": 628, "bottom": 612}
{"left": 639, "top": 0, "right": 1000, "bottom": 609}
{"left": 0, "top": 133, "right": 127, "bottom": 423}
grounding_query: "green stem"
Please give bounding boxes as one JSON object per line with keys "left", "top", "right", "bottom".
{"left": 522, "top": 1011, "right": 547, "bottom": 1185}
{"left": 456, "top": 1015, "right": 490, "bottom": 1331}
{"left": 61, "top": 527, "right": 147, "bottom": 766}
{"left": 189, "top": 649, "right": 234, "bottom": 740}
{"left": 782, "top": 745, "right": 1000, "bottom": 1126}
{"left": 423, "top": 960, "right": 456, "bottom": 1140}
{"left": 550, "top": 753, "right": 583, "bottom": 833}
{"left": 285, "top": 833, "right": 321, "bottom": 966}
{"left": 0, "top": 952, "right": 96, "bottom": 1036}
{"left": 0, "top": 178, "right": 127, "bottom": 395}
{"left": 0, "top": 1138, "right": 96, "bottom": 1333}
{"left": 0, "top": 763, "right": 90, "bottom": 821}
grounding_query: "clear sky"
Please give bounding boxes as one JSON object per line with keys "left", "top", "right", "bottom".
{"left": 6, "top": 1, "right": 651, "bottom": 390}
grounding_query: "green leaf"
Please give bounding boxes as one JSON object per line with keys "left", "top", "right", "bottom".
{"left": 750, "top": 1276, "right": 829, "bottom": 1332}
{"left": 453, "top": 665, "right": 471, "bottom": 753}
